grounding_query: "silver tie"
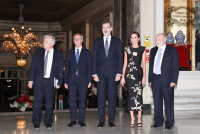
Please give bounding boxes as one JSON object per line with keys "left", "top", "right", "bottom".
{"left": 105, "top": 38, "right": 109, "bottom": 57}
{"left": 44, "top": 51, "right": 50, "bottom": 76}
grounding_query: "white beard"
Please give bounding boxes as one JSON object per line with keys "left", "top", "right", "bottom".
{"left": 103, "top": 31, "right": 111, "bottom": 36}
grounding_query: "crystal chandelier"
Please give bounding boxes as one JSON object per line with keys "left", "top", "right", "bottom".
{"left": 1, "top": 4, "right": 43, "bottom": 67}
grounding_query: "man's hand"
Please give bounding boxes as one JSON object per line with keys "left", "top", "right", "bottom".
{"left": 149, "top": 82, "right": 151, "bottom": 87}
{"left": 115, "top": 74, "right": 121, "bottom": 81}
{"left": 88, "top": 83, "right": 91, "bottom": 88}
{"left": 28, "top": 81, "right": 33, "bottom": 89}
{"left": 170, "top": 82, "right": 176, "bottom": 87}
{"left": 93, "top": 75, "right": 99, "bottom": 82}
{"left": 64, "top": 83, "right": 68, "bottom": 89}
{"left": 55, "top": 85, "right": 60, "bottom": 89}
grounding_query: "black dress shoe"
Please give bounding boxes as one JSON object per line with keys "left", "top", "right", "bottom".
{"left": 67, "top": 121, "right": 76, "bottom": 127}
{"left": 45, "top": 124, "right": 52, "bottom": 128}
{"left": 98, "top": 122, "right": 105, "bottom": 127}
{"left": 151, "top": 124, "right": 163, "bottom": 127}
{"left": 34, "top": 125, "right": 40, "bottom": 129}
{"left": 78, "top": 121, "right": 86, "bottom": 127}
{"left": 109, "top": 122, "right": 115, "bottom": 128}
{"left": 165, "top": 125, "right": 172, "bottom": 129}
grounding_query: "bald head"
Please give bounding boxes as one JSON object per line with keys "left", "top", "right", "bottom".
{"left": 156, "top": 33, "right": 166, "bottom": 48}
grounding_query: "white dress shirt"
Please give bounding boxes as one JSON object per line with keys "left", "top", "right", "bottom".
{"left": 103, "top": 35, "right": 111, "bottom": 49}
{"left": 44, "top": 48, "right": 54, "bottom": 78}
{"left": 153, "top": 44, "right": 166, "bottom": 74}
{"left": 75, "top": 46, "right": 82, "bottom": 56}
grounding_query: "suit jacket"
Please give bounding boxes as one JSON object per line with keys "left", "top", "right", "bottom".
{"left": 64, "top": 47, "right": 92, "bottom": 85}
{"left": 148, "top": 45, "right": 179, "bottom": 87}
{"left": 93, "top": 36, "right": 123, "bottom": 80}
{"left": 28, "top": 48, "right": 64, "bottom": 92}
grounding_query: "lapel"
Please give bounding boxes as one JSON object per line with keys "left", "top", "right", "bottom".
{"left": 40, "top": 48, "right": 45, "bottom": 72}
{"left": 72, "top": 48, "right": 77, "bottom": 64}
{"left": 50, "top": 49, "right": 58, "bottom": 78}
{"left": 161, "top": 45, "right": 170, "bottom": 70}
{"left": 100, "top": 37, "right": 106, "bottom": 58}
{"left": 107, "top": 36, "right": 114, "bottom": 57}
{"left": 78, "top": 47, "right": 85, "bottom": 64}
{"left": 152, "top": 47, "right": 158, "bottom": 66}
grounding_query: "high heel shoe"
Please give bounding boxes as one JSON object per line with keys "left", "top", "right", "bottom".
{"left": 130, "top": 118, "right": 135, "bottom": 128}
{"left": 137, "top": 118, "right": 142, "bottom": 127}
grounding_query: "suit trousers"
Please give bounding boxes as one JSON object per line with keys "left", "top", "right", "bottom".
{"left": 97, "top": 77, "right": 117, "bottom": 123}
{"left": 152, "top": 75, "right": 175, "bottom": 127}
{"left": 32, "top": 78, "right": 55, "bottom": 126}
{"left": 68, "top": 77, "right": 88, "bottom": 122}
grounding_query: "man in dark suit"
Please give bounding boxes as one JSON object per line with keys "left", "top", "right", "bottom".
{"left": 64, "top": 33, "right": 92, "bottom": 127}
{"left": 57, "top": 94, "right": 67, "bottom": 110}
{"left": 93, "top": 21, "right": 123, "bottom": 128}
{"left": 149, "top": 33, "right": 179, "bottom": 129}
{"left": 28, "top": 35, "right": 63, "bottom": 129}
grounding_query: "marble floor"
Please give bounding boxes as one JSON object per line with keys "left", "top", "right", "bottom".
{"left": 0, "top": 109, "right": 199, "bottom": 134}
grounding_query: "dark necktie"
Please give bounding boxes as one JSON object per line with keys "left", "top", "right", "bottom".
{"left": 76, "top": 49, "right": 79, "bottom": 75}
{"left": 44, "top": 51, "right": 50, "bottom": 76}
{"left": 105, "top": 38, "right": 109, "bottom": 57}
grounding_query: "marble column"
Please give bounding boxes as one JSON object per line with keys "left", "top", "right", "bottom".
{"left": 113, "top": 0, "right": 126, "bottom": 47}
{"left": 69, "top": 30, "right": 73, "bottom": 49}
{"left": 126, "top": 0, "right": 140, "bottom": 41}
{"left": 85, "top": 21, "right": 90, "bottom": 49}
{"left": 113, "top": 0, "right": 125, "bottom": 108}
{"left": 156, "top": 0, "right": 164, "bottom": 34}
{"left": 113, "top": 0, "right": 121, "bottom": 39}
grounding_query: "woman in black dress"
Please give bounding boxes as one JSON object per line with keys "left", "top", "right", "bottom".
{"left": 121, "top": 32, "right": 146, "bottom": 127}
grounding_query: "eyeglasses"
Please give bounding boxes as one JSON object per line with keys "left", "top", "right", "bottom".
{"left": 73, "top": 38, "right": 82, "bottom": 41}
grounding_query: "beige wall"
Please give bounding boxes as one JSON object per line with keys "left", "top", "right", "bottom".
{"left": 140, "top": 0, "right": 156, "bottom": 104}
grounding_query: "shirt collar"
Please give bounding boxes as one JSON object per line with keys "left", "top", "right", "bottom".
{"left": 159, "top": 44, "right": 166, "bottom": 51}
{"left": 103, "top": 35, "right": 111, "bottom": 40}
{"left": 75, "top": 46, "right": 82, "bottom": 51}
{"left": 46, "top": 48, "right": 54, "bottom": 53}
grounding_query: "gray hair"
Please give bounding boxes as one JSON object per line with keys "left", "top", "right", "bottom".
{"left": 156, "top": 33, "right": 166, "bottom": 38}
{"left": 102, "top": 20, "right": 112, "bottom": 28}
{"left": 43, "top": 35, "right": 56, "bottom": 45}
{"left": 73, "top": 33, "right": 84, "bottom": 40}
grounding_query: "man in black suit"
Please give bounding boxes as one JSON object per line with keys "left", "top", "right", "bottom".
{"left": 93, "top": 21, "right": 123, "bottom": 128}
{"left": 28, "top": 35, "right": 63, "bottom": 129}
{"left": 149, "top": 33, "right": 179, "bottom": 129}
{"left": 64, "top": 33, "right": 92, "bottom": 127}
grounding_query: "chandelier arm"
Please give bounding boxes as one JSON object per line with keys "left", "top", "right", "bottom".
{"left": 2, "top": 41, "right": 19, "bottom": 54}
{"left": 10, "top": 33, "right": 22, "bottom": 45}
{"left": 23, "top": 33, "right": 38, "bottom": 42}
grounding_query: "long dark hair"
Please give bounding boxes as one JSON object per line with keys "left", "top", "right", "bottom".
{"left": 129, "top": 31, "right": 141, "bottom": 46}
